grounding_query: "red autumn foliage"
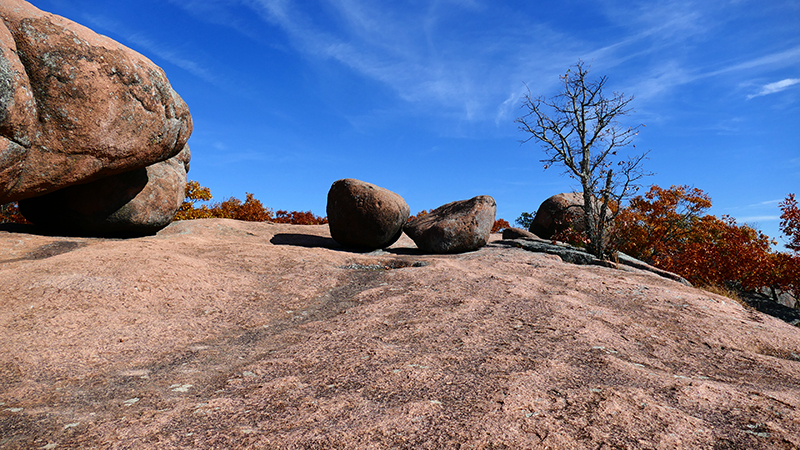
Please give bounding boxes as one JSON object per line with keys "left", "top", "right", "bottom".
{"left": 274, "top": 210, "right": 328, "bottom": 225}
{"left": 175, "top": 181, "right": 327, "bottom": 224}
{"left": 780, "top": 193, "right": 800, "bottom": 254}
{"left": 615, "top": 185, "right": 799, "bottom": 300}
{"left": 614, "top": 185, "right": 712, "bottom": 264}
{"left": 492, "top": 218, "right": 511, "bottom": 233}
{"left": 409, "top": 210, "right": 429, "bottom": 221}
{"left": 214, "top": 193, "right": 274, "bottom": 222}
{"left": 552, "top": 221, "right": 591, "bottom": 248}
{"left": 657, "top": 215, "right": 775, "bottom": 290}
{"left": 0, "top": 202, "right": 30, "bottom": 224}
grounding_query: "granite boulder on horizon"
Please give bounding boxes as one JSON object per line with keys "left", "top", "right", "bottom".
{"left": 404, "top": 195, "right": 496, "bottom": 254}
{"left": 529, "top": 192, "right": 591, "bottom": 240}
{"left": 326, "top": 178, "right": 410, "bottom": 250}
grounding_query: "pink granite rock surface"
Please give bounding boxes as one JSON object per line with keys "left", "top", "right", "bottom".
{"left": 0, "top": 0, "right": 192, "bottom": 203}
{"left": 0, "top": 220, "right": 799, "bottom": 449}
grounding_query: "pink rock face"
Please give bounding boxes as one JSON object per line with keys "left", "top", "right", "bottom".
{"left": 404, "top": 195, "right": 496, "bottom": 253}
{"left": 0, "top": 0, "right": 192, "bottom": 203}
{"left": 327, "top": 178, "right": 410, "bottom": 250}
{"left": 3, "top": 221, "right": 799, "bottom": 448}
{"left": 18, "top": 145, "right": 190, "bottom": 235}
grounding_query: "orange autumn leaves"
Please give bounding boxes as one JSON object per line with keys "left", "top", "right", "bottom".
{"left": 780, "top": 194, "right": 800, "bottom": 254}
{"left": 492, "top": 218, "right": 511, "bottom": 233}
{"left": 0, "top": 202, "right": 29, "bottom": 224}
{"left": 614, "top": 185, "right": 799, "bottom": 297}
{"left": 175, "top": 180, "right": 327, "bottom": 225}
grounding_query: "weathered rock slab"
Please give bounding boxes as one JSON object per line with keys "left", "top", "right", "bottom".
{"left": 501, "top": 236, "right": 692, "bottom": 285}
{"left": 0, "top": 0, "right": 192, "bottom": 203}
{"left": 326, "top": 178, "right": 409, "bottom": 250}
{"left": 404, "top": 195, "right": 496, "bottom": 253}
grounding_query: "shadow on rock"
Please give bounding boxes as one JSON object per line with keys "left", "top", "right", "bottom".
{"left": 381, "top": 247, "right": 427, "bottom": 256}
{"left": 270, "top": 232, "right": 428, "bottom": 256}
{"left": 0, "top": 222, "right": 151, "bottom": 239}
{"left": 743, "top": 294, "right": 800, "bottom": 327}
{"left": 270, "top": 233, "right": 342, "bottom": 249}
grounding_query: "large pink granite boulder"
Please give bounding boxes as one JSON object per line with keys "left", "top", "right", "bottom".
{"left": 326, "top": 178, "right": 410, "bottom": 250}
{"left": 0, "top": 0, "right": 192, "bottom": 204}
{"left": 529, "top": 192, "right": 589, "bottom": 239}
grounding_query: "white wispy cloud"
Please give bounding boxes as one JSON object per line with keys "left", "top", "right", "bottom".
{"left": 144, "top": 0, "right": 711, "bottom": 126}
{"left": 749, "top": 199, "right": 783, "bottom": 207}
{"left": 589, "top": 0, "right": 800, "bottom": 104}
{"left": 747, "top": 78, "right": 800, "bottom": 99}
{"left": 153, "top": 0, "right": 800, "bottom": 127}
{"left": 713, "top": 46, "right": 800, "bottom": 76}
{"left": 245, "top": 0, "right": 584, "bottom": 125}
{"left": 726, "top": 199, "right": 784, "bottom": 212}
{"left": 621, "top": 45, "right": 800, "bottom": 106}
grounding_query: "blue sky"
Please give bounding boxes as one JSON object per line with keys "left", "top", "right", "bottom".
{"left": 30, "top": 0, "right": 800, "bottom": 246}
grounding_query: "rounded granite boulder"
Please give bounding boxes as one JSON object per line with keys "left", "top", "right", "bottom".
{"left": 529, "top": 192, "right": 588, "bottom": 239}
{"left": 404, "top": 195, "right": 496, "bottom": 254}
{"left": 326, "top": 178, "right": 410, "bottom": 250}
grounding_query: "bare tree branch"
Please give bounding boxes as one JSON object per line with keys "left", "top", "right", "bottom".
{"left": 515, "top": 60, "right": 652, "bottom": 259}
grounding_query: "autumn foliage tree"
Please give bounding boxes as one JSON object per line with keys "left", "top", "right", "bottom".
{"left": 614, "top": 185, "right": 712, "bottom": 264}
{"left": 659, "top": 215, "right": 775, "bottom": 291}
{"left": 779, "top": 193, "right": 800, "bottom": 254}
{"left": 615, "top": 185, "right": 798, "bottom": 301}
{"left": 175, "top": 181, "right": 327, "bottom": 224}
{"left": 409, "top": 210, "right": 429, "bottom": 221}
{"left": 492, "top": 218, "right": 511, "bottom": 233}
{"left": 273, "top": 210, "right": 328, "bottom": 225}
{"left": 773, "top": 194, "right": 800, "bottom": 300}
{"left": 174, "top": 181, "right": 214, "bottom": 220}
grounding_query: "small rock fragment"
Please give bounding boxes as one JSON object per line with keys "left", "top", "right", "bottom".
{"left": 502, "top": 227, "right": 541, "bottom": 240}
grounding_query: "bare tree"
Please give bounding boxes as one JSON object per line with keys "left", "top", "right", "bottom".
{"left": 516, "top": 60, "right": 650, "bottom": 259}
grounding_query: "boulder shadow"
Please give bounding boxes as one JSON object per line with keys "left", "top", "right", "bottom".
{"left": 0, "top": 222, "right": 151, "bottom": 239}
{"left": 0, "top": 223, "right": 41, "bottom": 234}
{"left": 270, "top": 233, "right": 426, "bottom": 255}
{"left": 742, "top": 294, "right": 800, "bottom": 327}
{"left": 270, "top": 233, "right": 343, "bottom": 249}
